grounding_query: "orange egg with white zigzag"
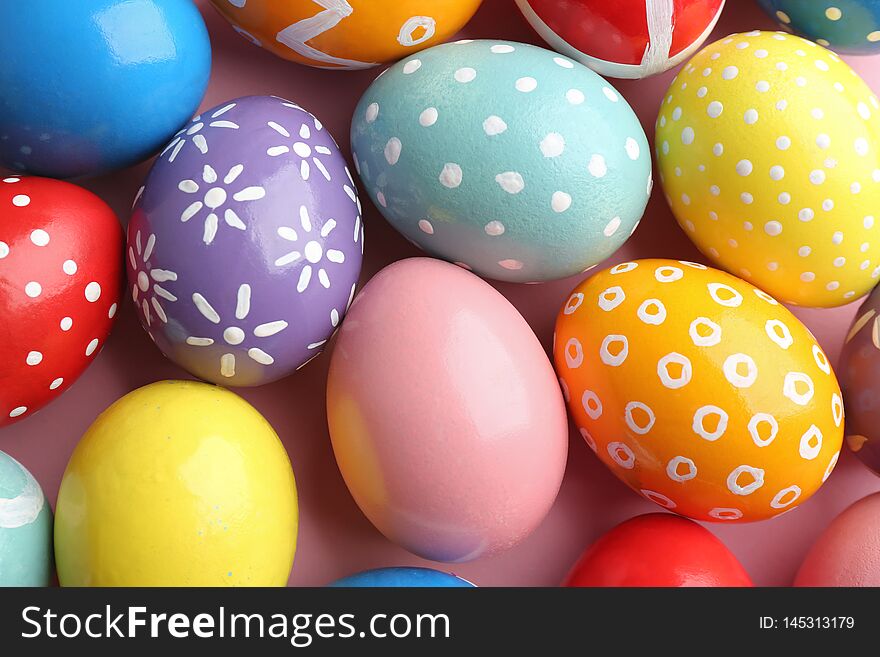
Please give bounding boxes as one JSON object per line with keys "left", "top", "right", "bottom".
{"left": 554, "top": 259, "right": 842, "bottom": 522}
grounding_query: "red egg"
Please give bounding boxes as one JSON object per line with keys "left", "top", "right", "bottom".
{"left": 795, "top": 493, "right": 880, "bottom": 587}
{"left": 0, "top": 176, "right": 122, "bottom": 426}
{"left": 564, "top": 514, "right": 752, "bottom": 587}
{"left": 514, "top": 0, "right": 725, "bottom": 79}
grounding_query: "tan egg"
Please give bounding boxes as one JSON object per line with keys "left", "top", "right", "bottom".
{"left": 554, "top": 259, "right": 843, "bottom": 522}
{"left": 656, "top": 31, "right": 880, "bottom": 307}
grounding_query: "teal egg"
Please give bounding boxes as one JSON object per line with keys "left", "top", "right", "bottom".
{"left": 351, "top": 39, "right": 652, "bottom": 282}
{"left": 0, "top": 452, "right": 53, "bottom": 586}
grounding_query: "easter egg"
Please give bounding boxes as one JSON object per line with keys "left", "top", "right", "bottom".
{"left": 327, "top": 258, "right": 568, "bottom": 562}
{"left": 0, "top": 0, "right": 210, "bottom": 179}
{"left": 554, "top": 259, "right": 843, "bottom": 522}
{"left": 757, "top": 1, "right": 880, "bottom": 55}
{"left": 795, "top": 492, "right": 880, "bottom": 586}
{"left": 128, "top": 96, "right": 363, "bottom": 387}
{"left": 656, "top": 31, "right": 880, "bottom": 308}
{"left": 330, "top": 567, "right": 475, "bottom": 587}
{"left": 564, "top": 514, "right": 752, "bottom": 586}
{"left": 1, "top": 177, "right": 123, "bottom": 426}
{"left": 0, "top": 452, "right": 53, "bottom": 586}
{"left": 54, "top": 380, "right": 298, "bottom": 586}
{"left": 514, "top": 0, "right": 726, "bottom": 79}
{"left": 838, "top": 285, "right": 880, "bottom": 473}
{"left": 351, "top": 40, "right": 652, "bottom": 283}
{"left": 210, "top": 0, "right": 483, "bottom": 69}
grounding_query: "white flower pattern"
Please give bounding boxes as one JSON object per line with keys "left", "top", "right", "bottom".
{"left": 178, "top": 163, "right": 266, "bottom": 245}
{"left": 129, "top": 230, "right": 178, "bottom": 327}
{"left": 267, "top": 118, "right": 333, "bottom": 182}
{"left": 187, "top": 284, "right": 289, "bottom": 378}
{"left": 275, "top": 205, "right": 347, "bottom": 293}
{"left": 161, "top": 103, "right": 240, "bottom": 163}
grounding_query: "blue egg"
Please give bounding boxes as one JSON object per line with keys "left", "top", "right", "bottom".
{"left": 351, "top": 40, "right": 651, "bottom": 283}
{"left": 756, "top": 1, "right": 880, "bottom": 54}
{"left": 0, "top": 0, "right": 211, "bottom": 178}
{"left": 330, "top": 567, "right": 475, "bottom": 587}
{"left": 0, "top": 452, "right": 53, "bottom": 586}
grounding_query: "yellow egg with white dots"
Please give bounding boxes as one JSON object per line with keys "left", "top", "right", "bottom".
{"left": 656, "top": 30, "right": 880, "bottom": 307}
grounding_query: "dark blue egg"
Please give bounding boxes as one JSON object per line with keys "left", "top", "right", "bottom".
{"left": 756, "top": 1, "right": 880, "bottom": 54}
{"left": 329, "top": 567, "right": 476, "bottom": 587}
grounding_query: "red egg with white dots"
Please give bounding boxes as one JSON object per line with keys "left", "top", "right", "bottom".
{"left": 0, "top": 176, "right": 123, "bottom": 426}
{"left": 514, "top": 0, "right": 726, "bottom": 79}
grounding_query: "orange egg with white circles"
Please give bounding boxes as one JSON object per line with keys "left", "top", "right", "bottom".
{"left": 554, "top": 259, "right": 843, "bottom": 522}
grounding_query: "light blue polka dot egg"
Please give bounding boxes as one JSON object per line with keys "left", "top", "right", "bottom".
{"left": 351, "top": 39, "right": 652, "bottom": 283}
{"left": 0, "top": 452, "right": 53, "bottom": 586}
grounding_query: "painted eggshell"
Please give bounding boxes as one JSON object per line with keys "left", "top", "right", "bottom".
{"left": 0, "top": 0, "right": 210, "bottom": 178}
{"left": 656, "top": 31, "right": 880, "bottom": 308}
{"left": 128, "top": 95, "right": 363, "bottom": 387}
{"left": 515, "top": 0, "right": 725, "bottom": 79}
{"left": 757, "top": 1, "right": 880, "bottom": 55}
{"left": 210, "top": 0, "right": 483, "bottom": 70}
{"left": 554, "top": 259, "right": 843, "bottom": 522}
{"left": 565, "top": 514, "right": 752, "bottom": 587}
{"left": 330, "top": 567, "right": 475, "bottom": 587}
{"left": 54, "top": 380, "right": 298, "bottom": 586}
{"left": 351, "top": 40, "right": 652, "bottom": 283}
{"left": 1, "top": 177, "right": 123, "bottom": 426}
{"left": 327, "top": 258, "right": 568, "bottom": 562}
{"left": 0, "top": 452, "right": 53, "bottom": 586}
{"left": 795, "top": 492, "right": 880, "bottom": 586}
{"left": 838, "top": 285, "right": 880, "bottom": 473}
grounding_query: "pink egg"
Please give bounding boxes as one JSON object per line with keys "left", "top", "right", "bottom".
{"left": 326, "top": 257, "right": 568, "bottom": 562}
{"left": 795, "top": 492, "right": 880, "bottom": 587}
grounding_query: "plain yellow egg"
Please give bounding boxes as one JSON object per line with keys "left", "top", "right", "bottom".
{"left": 656, "top": 30, "right": 880, "bottom": 307}
{"left": 54, "top": 380, "right": 298, "bottom": 586}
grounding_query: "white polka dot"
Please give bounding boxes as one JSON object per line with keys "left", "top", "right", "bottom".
{"left": 811, "top": 108, "right": 824, "bottom": 120}
{"left": 658, "top": 352, "right": 692, "bottom": 389}
{"left": 588, "top": 154, "right": 607, "bottom": 178}
{"left": 365, "top": 103, "right": 379, "bottom": 123}
{"left": 551, "top": 191, "right": 571, "bottom": 213}
{"left": 855, "top": 138, "right": 869, "bottom": 156}
{"left": 540, "top": 132, "right": 565, "bottom": 158}
{"left": 625, "top": 401, "right": 655, "bottom": 435}
{"left": 384, "top": 137, "right": 401, "bottom": 165}
{"left": 60, "top": 317, "right": 73, "bottom": 331}
{"left": 776, "top": 136, "right": 791, "bottom": 150}
{"left": 495, "top": 171, "right": 524, "bottom": 194}
{"left": 865, "top": 215, "right": 875, "bottom": 229}
{"left": 858, "top": 102, "right": 871, "bottom": 120}
{"left": 86, "top": 338, "right": 99, "bottom": 357}
{"left": 26, "top": 351, "right": 42, "bottom": 366}
{"left": 681, "top": 127, "right": 695, "bottom": 144}
{"left": 454, "top": 67, "right": 476, "bottom": 83}
{"left": 515, "top": 77, "right": 537, "bottom": 92}
{"left": 672, "top": 107, "right": 682, "bottom": 121}
{"left": 810, "top": 169, "right": 826, "bottom": 185}
{"left": 869, "top": 31, "right": 880, "bottom": 42}
{"left": 602, "top": 87, "right": 618, "bottom": 102}
{"left": 637, "top": 299, "right": 667, "bottom": 325}
{"left": 484, "top": 220, "right": 505, "bottom": 236}
{"left": 12, "top": 194, "right": 30, "bottom": 207}
{"left": 727, "top": 465, "right": 765, "bottom": 495}
{"left": 655, "top": 265, "right": 683, "bottom": 282}
{"left": 607, "top": 442, "right": 635, "bottom": 469}
{"left": 30, "top": 229, "right": 49, "bottom": 246}
{"left": 498, "top": 259, "right": 523, "bottom": 271}
{"left": 566, "top": 89, "right": 584, "bottom": 105}
{"left": 9, "top": 407, "right": 27, "bottom": 418}
{"left": 0, "top": 241, "right": 8, "bottom": 259}
{"left": 706, "top": 100, "right": 724, "bottom": 118}
{"left": 482, "top": 115, "right": 507, "bottom": 136}
{"left": 419, "top": 107, "right": 438, "bottom": 127}
{"left": 697, "top": 86, "right": 708, "bottom": 98}
{"left": 801, "top": 271, "right": 816, "bottom": 282}
{"left": 108, "top": 303, "right": 117, "bottom": 319}
{"left": 693, "top": 405, "right": 729, "bottom": 441}
{"left": 490, "top": 44, "right": 515, "bottom": 54}
{"left": 744, "top": 109, "right": 759, "bottom": 124}
{"left": 741, "top": 192, "right": 753, "bottom": 204}
{"left": 756, "top": 80, "right": 770, "bottom": 93}
{"left": 834, "top": 256, "right": 846, "bottom": 267}
{"left": 402, "top": 59, "right": 421, "bottom": 74}
{"left": 85, "top": 281, "right": 101, "bottom": 302}
{"left": 49, "top": 378, "right": 63, "bottom": 390}
{"left": 755, "top": 50, "right": 769, "bottom": 59}
{"left": 817, "top": 133, "right": 831, "bottom": 149}
{"left": 603, "top": 216, "right": 621, "bottom": 237}
{"left": 713, "top": 142, "right": 724, "bottom": 156}
{"left": 418, "top": 219, "right": 434, "bottom": 235}
{"left": 826, "top": 6, "right": 842, "bottom": 20}
{"left": 625, "top": 137, "right": 640, "bottom": 160}
{"left": 439, "top": 163, "right": 463, "bottom": 188}
{"left": 764, "top": 221, "right": 783, "bottom": 236}
{"left": 62, "top": 259, "right": 77, "bottom": 275}
{"left": 600, "top": 334, "right": 628, "bottom": 366}
{"left": 666, "top": 456, "right": 697, "bottom": 482}
{"left": 724, "top": 353, "right": 758, "bottom": 387}
{"left": 722, "top": 65, "right": 739, "bottom": 80}
{"left": 765, "top": 319, "right": 793, "bottom": 349}
{"left": 736, "top": 159, "right": 753, "bottom": 176}
{"left": 770, "top": 165, "right": 785, "bottom": 181}
{"left": 553, "top": 56, "right": 573, "bottom": 68}
{"left": 25, "top": 281, "right": 41, "bottom": 298}
{"left": 776, "top": 99, "right": 788, "bottom": 110}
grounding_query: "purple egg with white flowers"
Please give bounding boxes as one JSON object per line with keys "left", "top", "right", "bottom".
{"left": 127, "top": 95, "right": 364, "bottom": 387}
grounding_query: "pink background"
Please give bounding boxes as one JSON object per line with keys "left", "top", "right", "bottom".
{"left": 3, "top": 0, "right": 880, "bottom": 587}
